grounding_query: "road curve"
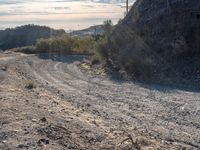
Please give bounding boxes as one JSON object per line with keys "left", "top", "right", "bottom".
{"left": 18, "top": 54, "right": 200, "bottom": 149}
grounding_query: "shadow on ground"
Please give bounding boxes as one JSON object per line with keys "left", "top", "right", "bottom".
{"left": 35, "top": 53, "right": 200, "bottom": 93}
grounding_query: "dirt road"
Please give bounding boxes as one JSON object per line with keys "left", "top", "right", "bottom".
{"left": 0, "top": 53, "right": 200, "bottom": 149}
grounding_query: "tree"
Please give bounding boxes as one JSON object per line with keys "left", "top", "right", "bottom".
{"left": 103, "top": 20, "right": 113, "bottom": 36}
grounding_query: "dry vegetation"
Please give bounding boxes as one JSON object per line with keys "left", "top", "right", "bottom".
{"left": 36, "top": 36, "right": 96, "bottom": 54}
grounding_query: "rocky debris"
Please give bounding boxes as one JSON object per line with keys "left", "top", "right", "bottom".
{"left": 1, "top": 66, "right": 7, "bottom": 71}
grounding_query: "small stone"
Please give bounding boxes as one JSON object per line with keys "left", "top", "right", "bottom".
{"left": 1, "top": 66, "right": 7, "bottom": 71}
{"left": 17, "top": 144, "right": 28, "bottom": 148}
{"left": 31, "top": 119, "right": 37, "bottom": 122}
{"left": 86, "top": 103, "right": 91, "bottom": 107}
{"left": 2, "top": 140, "right": 7, "bottom": 143}
{"left": 52, "top": 101, "right": 59, "bottom": 105}
{"left": 24, "top": 131, "right": 29, "bottom": 134}
{"left": 38, "top": 139, "right": 50, "bottom": 146}
{"left": 40, "top": 117, "right": 47, "bottom": 122}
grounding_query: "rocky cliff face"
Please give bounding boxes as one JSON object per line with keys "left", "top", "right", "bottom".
{"left": 108, "top": 0, "right": 200, "bottom": 83}
{"left": 126, "top": 0, "right": 200, "bottom": 55}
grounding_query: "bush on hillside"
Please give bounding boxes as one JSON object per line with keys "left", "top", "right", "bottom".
{"left": 118, "top": 53, "right": 155, "bottom": 80}
{"left": 10, "top": 46, "right": 36, "bottom": 54}
{"left": 94, "top": 38, "right": 109, "bottom": 62}
{"left": 103, "top": 20, "right": 113, "bottom": 36}
{"left": 36, "top": 36, "right": 96, "bottom": 54}
{"left": 91, "top": 20, "right": 114, "bottom": 63}
{"left": 93, "top": 23, "right": 156, "bottom": 80}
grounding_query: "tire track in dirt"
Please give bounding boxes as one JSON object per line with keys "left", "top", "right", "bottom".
{"left": 21, "top": 54, "right": 200, "bottom": 149}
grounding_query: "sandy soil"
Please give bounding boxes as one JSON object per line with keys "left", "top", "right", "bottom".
{"left": 0, "top": 52, "right": 200, "bottom": 150}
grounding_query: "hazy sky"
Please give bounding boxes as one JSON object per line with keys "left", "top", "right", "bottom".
{"left": 0, "top": 0, "right": 135, "bottom": 30}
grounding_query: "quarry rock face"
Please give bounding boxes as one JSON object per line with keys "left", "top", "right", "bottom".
{"left": 109, "top": 0, "right": 200, "bottom": 80}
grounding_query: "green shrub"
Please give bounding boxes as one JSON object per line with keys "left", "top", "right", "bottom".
{"left": 94, "top": 37, "right": 109, "bottom": 62}
{"left": 117, "top": 50, "right": 155, "bottom": 80}
{"left": 36, "top": 36, "right": 96, "bottom": 54}
{"left": 103, "top": 20, "right": 113, "bottom": 36}
{"left": 10, "top": 46, "right": 36, "bottom": 54}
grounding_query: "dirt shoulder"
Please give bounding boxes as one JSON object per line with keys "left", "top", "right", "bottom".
{"left": 0, "top": 52, "right": 199, "bottom": 150}
{"left": 0, "top": 53, "right": 116, "bottom": 149}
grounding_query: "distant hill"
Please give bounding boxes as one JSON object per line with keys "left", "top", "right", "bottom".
{"left": 0, "top": 24, "right": 66, "bottom": 50}
{"left": 70, "top": 25, "right": 105, "bottom": 37}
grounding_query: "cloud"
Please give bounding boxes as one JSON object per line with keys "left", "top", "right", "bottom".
{"left": 0, "top": 0, "right": 25, "bottom": 5}
{"left": 52, "top": 6, "right": 70, "bottom": 10}
{"left": 0, "top": 0, "right": 135, "bottom": 30}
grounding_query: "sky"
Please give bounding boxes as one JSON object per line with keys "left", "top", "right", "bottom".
{"left": 0, "top": 0, "right": 135, "bottom": 31}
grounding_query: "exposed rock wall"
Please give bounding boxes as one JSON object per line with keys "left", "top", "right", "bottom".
{"left": 109, "top": 0, "right": 200, "bottom": 82}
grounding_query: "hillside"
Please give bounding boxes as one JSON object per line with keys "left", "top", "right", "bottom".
{"left": 0, "top": 25, "right": 66, "bottom": 50}
{"left": 107, "top": 0, "right": 200, "bottom": 85}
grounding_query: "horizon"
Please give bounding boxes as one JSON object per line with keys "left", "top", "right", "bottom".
{"left": 0, "top": 0, "right": 135, "bottom": 31}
